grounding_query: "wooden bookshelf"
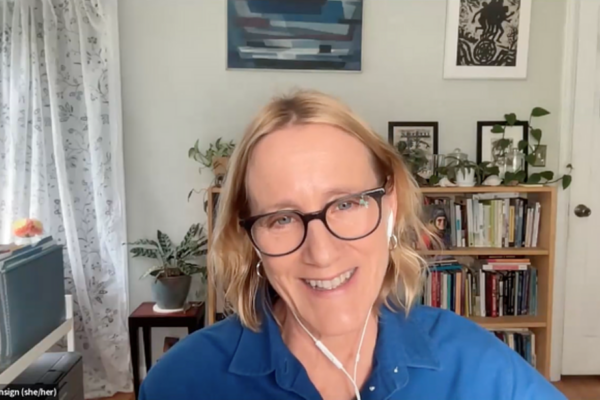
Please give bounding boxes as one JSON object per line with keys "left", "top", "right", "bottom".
{"left": 205, "top": 185, "right": 556, "bottom": 378}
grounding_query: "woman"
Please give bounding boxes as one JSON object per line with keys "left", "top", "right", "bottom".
{"left": 139, "top": 90, "right": 566, "bottom": 400}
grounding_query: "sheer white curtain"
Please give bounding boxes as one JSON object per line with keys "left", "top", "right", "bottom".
{"left": 0, "top": 0, "right": 130, "bottom": 397}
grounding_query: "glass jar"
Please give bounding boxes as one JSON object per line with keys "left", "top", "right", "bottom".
{"left": 506, "top": 148, "right": 525, "bottom": 174}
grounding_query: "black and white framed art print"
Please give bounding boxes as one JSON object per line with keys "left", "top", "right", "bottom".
{"left": 443, "top": 0, "right": 532, "bottom": 79}
{"left": 388, "top": 122, "right": 439, "bottom": 155}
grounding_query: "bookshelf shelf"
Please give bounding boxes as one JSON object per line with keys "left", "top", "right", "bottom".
{"left": 420, "top": 186, "right": 554, "bottom": 194}
{"left": 468, "top": 316, "right": 547, "bottom": 329}
{"left": 420, "top": 247, "right": 549, "bottom": 256}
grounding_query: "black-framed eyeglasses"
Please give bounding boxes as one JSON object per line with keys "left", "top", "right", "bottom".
{"left": 239, "top": 186, "right": 387, "bottom": 257}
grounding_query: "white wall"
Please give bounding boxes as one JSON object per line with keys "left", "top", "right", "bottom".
{"left": 119, "top": 0, "right": 566, "bottom": 366}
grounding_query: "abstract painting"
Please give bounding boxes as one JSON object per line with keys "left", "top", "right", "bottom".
{"left": 443, "top": 0, "right": 532, "bottom": 79}
{"left": 227, "top": 0, "right": 363, "bottom": 71}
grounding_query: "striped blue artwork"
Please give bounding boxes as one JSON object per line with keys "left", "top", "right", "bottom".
{"left": 227, "top": 0, "right": 363, "bottom": 71}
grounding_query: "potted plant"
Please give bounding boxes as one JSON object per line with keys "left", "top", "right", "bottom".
{"left": 445, "top": 156, "right": 478, "bottom": 187}
{"left": 491, "top": 108, "right": 573, "bottom": 189}
{"left": 395, "top": 140, "right": 430, "bottom": 186}
{"left": 127, "top": 223, "right": 208, "bottom": 311}
{"left": 188, "top": 138, "right": 235, "bottom": 185}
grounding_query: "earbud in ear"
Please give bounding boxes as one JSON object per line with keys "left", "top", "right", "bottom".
{"left": 387, "top": 212, "right": 394, "bottom": 240}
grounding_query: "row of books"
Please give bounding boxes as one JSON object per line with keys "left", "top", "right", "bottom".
{"left": 420, "top": 258, "right": 538, "bottom": 317}
{"left": 423, "top": 193, "right": 542, "bottom": 249}
{"left": 491, "top": 329, "right": 537, "bottom": 368}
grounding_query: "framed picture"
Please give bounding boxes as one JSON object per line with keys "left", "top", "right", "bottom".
{"left": 388, "top": 122, "right": 439, "bottom": 155}
{"left": 443, "top": 0, "right": 532, "bottom": 79}
{"left": 227, "top": 0, "right": 363, "bottom": 71}
{"left": 477, "top": 120, "right": 529, "bottom": 175}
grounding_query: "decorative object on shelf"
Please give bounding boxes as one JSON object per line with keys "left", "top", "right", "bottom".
{"left": 490, "top": 108, "right": 573, "bottom": 189}
{"left": 435, "top": 177, "right": 457, "bottom": 187}
{"left": 445, "top": 150, "right": 477, "bottom": 187}
{"left": 482, "top": 175, "right": 502, "bottom": 186}
{"left": 12, "top": 218, "right": 44, "bottom": 245}
{"left": 126, "top": 223, "right": 208, "bottom": 313}
{"left": 443, "top": 0, "right": 532, "bottom": 79}
{"left": 477, "top": 120, "right": 529, "bottom": 178}
{"left": 389, "top": 122, "right": 439, "bottom": 184}
{"left": 226, "top": 0, "right": 363, "bottom": 71}
{"left": 188, "top": 138, "right": 235, "bottom": 196}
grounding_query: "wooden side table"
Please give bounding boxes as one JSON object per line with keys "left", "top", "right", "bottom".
{"left": 128, "top": 302, "right": 205, "bottom": 399}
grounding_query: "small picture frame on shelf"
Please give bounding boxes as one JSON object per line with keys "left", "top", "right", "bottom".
{"left": 477, "top": 120, "right": 529, "bottom": 177}
{"left": 388, "top": 122, "right": 439, "bottom": 155}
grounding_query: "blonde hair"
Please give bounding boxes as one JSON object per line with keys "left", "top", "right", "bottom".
{"left": 208, "top": 90, "right": 430, "bottom": 331}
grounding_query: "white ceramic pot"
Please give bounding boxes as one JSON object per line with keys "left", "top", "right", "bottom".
{"left": 456, "top": 168, "right": 476, "bottom": 187}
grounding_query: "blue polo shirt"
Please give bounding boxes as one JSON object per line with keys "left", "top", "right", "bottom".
{"left": 139, "top": 304, "right": 566, "bottom": 400}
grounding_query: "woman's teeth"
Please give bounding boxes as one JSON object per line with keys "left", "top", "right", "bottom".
{"left": 303, "top": 269, "right": 356, "bottom": 291}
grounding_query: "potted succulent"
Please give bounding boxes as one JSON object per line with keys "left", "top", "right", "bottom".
{"left": 127, "top": 223, "right": 208, "bottom": 311}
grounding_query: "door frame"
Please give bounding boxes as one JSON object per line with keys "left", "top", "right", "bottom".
{"left": 551, "top": 0, "right": 599, "bottom": 381}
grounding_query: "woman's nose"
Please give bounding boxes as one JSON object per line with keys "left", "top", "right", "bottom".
{"left": 301, "top": 219, "right": 341, "bottom": 268}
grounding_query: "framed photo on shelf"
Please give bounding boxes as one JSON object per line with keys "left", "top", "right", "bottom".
{"left": 388, "top": 122, "right": 439, "bottom": 155}
{"left": 477, "top": 120, "right": 529, "bottom": 175}
{"left": 443, "top": 0, "right": 533, "bottom": 79}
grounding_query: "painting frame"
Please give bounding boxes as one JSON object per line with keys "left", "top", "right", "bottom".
{"left": 443, "top": 0, "right": 533, "bottom": 79}
{"left": 388, "top": 122, "right": 439, "bottom": 155}
{"left": 477, "top": 120, "right": 529, "bottom": 177}
{"left": 226, "top": 0, "right": 364, "bottom": 72}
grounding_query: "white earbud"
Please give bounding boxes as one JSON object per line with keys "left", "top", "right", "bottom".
{"left": 387, "top": 211, "right": 394, "bottom": 240}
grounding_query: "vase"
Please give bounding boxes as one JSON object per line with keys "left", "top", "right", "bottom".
{"left": 151, "top": 275, "right": 192, "bottom": 311}
{"left": 456, "top": 169, "right": 476, "bottom": 187}
{"left": 506, "top": 148, "right": 526, "bottom": 174}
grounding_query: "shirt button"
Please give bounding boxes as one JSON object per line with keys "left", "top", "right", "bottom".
{"left": 369, "top": 386, "right": 375, "bottom": 391}
{"left": 394, "top": 367, "right": 398, "bottom": 373}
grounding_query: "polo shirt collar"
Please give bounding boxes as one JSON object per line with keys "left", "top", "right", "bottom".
{"left": 229, "top": 301, "right": 441, "bottom": 389}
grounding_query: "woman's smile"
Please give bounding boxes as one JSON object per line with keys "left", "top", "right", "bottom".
{"left": 301, "top": 267, "right": 359, "bottom": 295}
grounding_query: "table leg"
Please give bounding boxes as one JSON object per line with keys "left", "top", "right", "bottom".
{"left": 142, "top": 326, "right": 152, "bottom": 373}
{"left": 129, "top": 322, "right": 140, "bottom": 400}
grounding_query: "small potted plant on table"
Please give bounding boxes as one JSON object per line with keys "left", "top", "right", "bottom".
{"left": 128, "top": 223, "right": 208, "bottom": 313}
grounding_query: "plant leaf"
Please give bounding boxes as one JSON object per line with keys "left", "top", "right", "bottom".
{"left": 525, "top": 154, "right": 537, "bottom": 165}
{"left": 140, "top": 266, "right": 164, "bottom": 279}
{"left": 498, "top": 138, "right": 512, "bottom": 149}
{"left": 181, "top": 223, "right": 200, "bottom": 247}
{"left": 527, "top": 173, "right": 542, "bottom": 184}
{"left": 515, "top": 171, "right": 527, "bottom": 183}
{"left": 540, "top": 171, "right": 554, "bottom": 180}
{"left": 566, "top": 163, "right": 573, "bottom": 169}
{"left": 429, "top": 175, "right": 440, "bottom": 185}
{"left": 127, "top": 239, "right": 159, "bottom": 248}
{"left": 504, "top": 172, "right": 515, "bottom": 183}
{"left": 491, "top": 124, "right": 505, "bottom": 134}
{"left": 505, "top": 113, "right": 517, "bottom": 126}
{"left": 531, "top": 129, "right": 542, "bottom": 142}
{"left": 157, "top": 230, "right": 174, "bottom": 259}
{"left": 531, "top": 107, "right": 550, "bottom": 117}
{"left": 518, "top": 140, "right": 529, "bottom": 151}
{"left": 562, "top": 174, "right": 572, "bottom": 189}
{"left": 488, "top": 166, "right": 500, "bottom": 176}
{"left": 130, "top": 247, "right": 159, "bottom": 259}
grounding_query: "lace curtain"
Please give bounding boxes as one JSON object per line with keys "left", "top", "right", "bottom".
{"left": 0, "top": 0, "right": 130, "bottom": 397}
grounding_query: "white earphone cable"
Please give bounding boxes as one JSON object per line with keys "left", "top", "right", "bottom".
{"left": 291, "top": 307, "right": 372, "bottom": 400}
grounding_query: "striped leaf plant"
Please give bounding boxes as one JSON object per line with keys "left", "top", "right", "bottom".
{"left": 127, "top": 223, "right": 208, "bottom": 281}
